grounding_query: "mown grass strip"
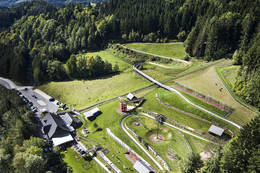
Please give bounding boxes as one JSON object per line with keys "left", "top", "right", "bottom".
{"left": 216, "top": 67, "right": 260, "bottom": 114}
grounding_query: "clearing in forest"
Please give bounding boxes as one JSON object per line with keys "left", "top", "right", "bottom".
{"left": 125, "top": 42, "right": 186, "bottom": 59}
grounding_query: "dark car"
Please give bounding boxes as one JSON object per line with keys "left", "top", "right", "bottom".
{"left": 49, "top": 97, "right": 55, "bottom": 102}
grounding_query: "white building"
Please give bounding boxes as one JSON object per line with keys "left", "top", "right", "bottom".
{"left": 208, "top": 125, "right": 224, "bottom": 136}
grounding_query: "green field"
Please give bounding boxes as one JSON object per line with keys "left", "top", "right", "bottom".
{"left": 176, "top": 60, "right": 257, "bottom": 124}
{"left": 175, "top": 88, "right": 229, "bottom": 117}
{"left": 38, "top": 72, "right": 151, "bottom": 109}
{"left": 77, "top": 100, "right": 160, "bottom": 172}
{"left": 125, "top": 43, "right": 186, "bottom": 59}
{"left": 85, "top": 50, "right": 131, "bottom": 72}
{"left": 157, "top": 89, "right": 237, "bottom": 133}
{"left": 141, "top": 59, "right": 211, "bottom": 82}
{"left": 62, "top": 148, "right": 104, "bottom": 173}
{"left": 125, "top": 115, "right": 191, "bottom": 172}
{"left": 216, "top": 65, "right": 240, "bottom": 88}
{"left": 141, "top": 89, "right": 214, "bottom": 133}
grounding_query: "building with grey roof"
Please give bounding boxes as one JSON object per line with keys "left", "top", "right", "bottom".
{"left": 133, "top": 160, "right": 155, "bottom": 173}
{"left": 208, "top": 125, "right": 224, "bottom": 136}
{"left": 83, "top": 107, "right": 101, "bottom": 121}
{"left": 127, "top": 93, "right": 136, "bottom": 100}
{"left": 42, "top": 113, "right": 75, "bottom": 146}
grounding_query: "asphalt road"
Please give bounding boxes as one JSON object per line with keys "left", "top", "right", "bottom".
{"left": 0, "top": 77, "right": 59, "bottom": 140}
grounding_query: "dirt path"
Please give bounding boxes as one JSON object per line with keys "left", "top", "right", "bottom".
{"left": 155, "top": 94, "right": 234, "bottom": 137}
{"left": 120, "top": 44, "right": 191, "bottom": 65}
{"left": 172, "top": 85, "right": 232, "bottom": 113}
{"left": 148, "top": 62, "right": 173, "bottom": 69}
{"left": 175, "top": 60, "right": 257, "bottom": 124}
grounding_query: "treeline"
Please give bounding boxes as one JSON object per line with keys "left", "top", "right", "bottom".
{"left": 182, "top": 116, "right": 260, "bottom": 173}
{"left": 0, "top": 0, "right": 56, "bottom": 32}
{"left": 233, "top": 26, "right": 260, "bottom": 109}
{"left": 0, "top": 0, "right": 259, "bottom": 108}
{"left": 105, "top": 0, "right": 260, "bottom": 109}
{"left": 0, "top": 86, "right": 71, "bottom": 173}
{"left": 0, "top": 2, "right": 117, "bottom": 84}
{"left": 110, "top": 44, "right": 173, "bottom": 64}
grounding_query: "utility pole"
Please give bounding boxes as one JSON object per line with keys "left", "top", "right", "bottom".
{"left": 155, "top": 114, "right": 166, "bottom": 139}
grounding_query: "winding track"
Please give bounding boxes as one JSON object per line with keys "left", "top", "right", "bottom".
{"left": 120, "top": 112, "right": 214, "bottom": 171}
{"left": 133, "top": 65, "right": 242, "bottom": 129}
{"left": 120, "top": 114, "right": 164, "bottom": 171}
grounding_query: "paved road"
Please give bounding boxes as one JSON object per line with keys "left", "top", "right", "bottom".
{"left": 133, "top": 65, "right": 242, "bottom": 129}
{"left": 0, "top": 77, "right": 31, "bottom": 90}
{"left": 0, "top": 77, "right": 59, "bottom": 139}
{"left": 0, "top": 77, "right": 58, "bottom": 114}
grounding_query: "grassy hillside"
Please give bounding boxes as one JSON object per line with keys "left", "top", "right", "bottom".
{"left": 85, "top": 50, "right": 131, "bottom": 72}
{"left": 62, "top": 148, "right": 104, "bottom": 173}
{"left": 38, "top": 72, "right": 151, "bottom": 109}
{"left": 176, "top": 60, "right": 257, "bottom": 124}
{"left": 217, "top": 66, "right": 240, "bottom": 88}
{"left": 126, "top": 115, "right": 191, "bottom": 172}
{"left": 125, "top": 43, "right": 186, "bottom": 59}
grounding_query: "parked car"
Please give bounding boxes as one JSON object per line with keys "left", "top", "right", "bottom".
{"left": 49, "top": 97, "right": 55, "bottom": 102}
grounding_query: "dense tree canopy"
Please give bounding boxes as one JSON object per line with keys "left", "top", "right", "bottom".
{"left": 184, "top": 116, "right": 260, "bottom": 173}
{"left": 0, "top": 0, "right": 259, "bottom": 108}
{"left": 0, "top": 86, "right": 70, "bottom": 173}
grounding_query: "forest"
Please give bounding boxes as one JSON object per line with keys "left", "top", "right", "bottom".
{"left": 0, "top": 1, "right": 259, "bottom": 172}
{"left": 0, "top": 86, "right": 71, "bottom": 173}
{"left": 182, "top": 116, "right": 259, "bottom": 173}
{"left": 0, "top": 0, "right": 259, "bottom": 106}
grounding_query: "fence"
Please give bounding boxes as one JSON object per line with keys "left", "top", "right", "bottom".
{"left": 173, "top": 81, "right": 234, "bottom": 114}
{"left": 97, "top": 151, "right": 122, "bottom": 173}
{"left": 106, "top": 128, "right": 155, "bottom": 172}
{"left": 124, "top": 122, "right": 170, "bottom": 171}
{"left": 78, "top": 84, "right": 157, "bottom": 112}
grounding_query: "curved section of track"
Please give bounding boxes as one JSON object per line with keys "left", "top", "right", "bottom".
{"left": 133, "top": 65, "right": 241, "bottom": 129}
{"left": 120, "top": 112, "right": 217, "bottom": 171}
{"left": 120, "top": 114, "right": 164, "bottom": 171}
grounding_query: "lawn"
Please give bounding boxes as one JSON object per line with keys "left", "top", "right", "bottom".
{"left": 125, "top": 43, "right": 186, "bottom": 59}
{"left": 216, "top": 65, "right": 240, "bottom": 88}
{"left": 85, "top": 50, "right": 131, "bottom": 72}
{"left": 142, "top": 62, "right": 191, "bottom": 81}
{"left": 37, "top": 71, "right": 151, "bottom": 109}
{"left": 125, "top": 115, "right": 192, "bottom": 172}
{"left": 157, "top": 88, "right": 237, "bottom": 133}
{"left": 176, "top": 59, "right": 257, "bottom": 124}
{"left": 141, "top": 59, "right": 211, "bottom": 82}
{"left": 62, "top": 148, "right": 104, "bottom": 173}
{"left": 76, "top": 100, "right": 160, "bottom": 172}
{"left": 141, "top": 88, "right": 214, "bottom": 133}
{"left": 175, "top": 88, "right": 229, "bottom": 117}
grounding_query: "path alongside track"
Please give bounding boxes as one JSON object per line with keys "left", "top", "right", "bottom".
{"left": 133, "top": 65, "right": 241, "bottom": 129}
{"left": 119, "top": 44, "right": 191, "bottom": 65}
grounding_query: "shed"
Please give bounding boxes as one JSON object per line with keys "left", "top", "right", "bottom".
{"left": 52, "top": 133, "right": 74, "bottom": 146}
{"left": 83, "top": 107, "right": 101, "bottom": 120}
{"left": 133, "top": 160, "right": 155, "bottom": 173}
{"left": 208, "top": 125, "right": 224, "bottom": 136}
{"left": 127, "top": 93, "right": 136, "bottom": 100}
